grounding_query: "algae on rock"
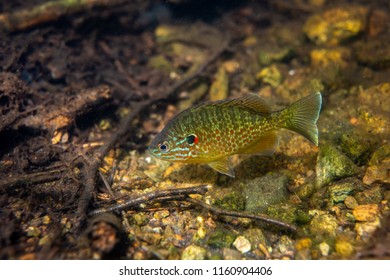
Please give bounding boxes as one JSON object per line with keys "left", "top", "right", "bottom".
{"left": 316, "top": 144, "right": 360, "bottom": 188}
{"left": 244, "top": 172, "right": 289, "bottom": 212}
{"left": 303, "top": 6, "right": 368, "bottom": 46}
{"left": 328, "top": 178, "right": 362, "bottom": 204}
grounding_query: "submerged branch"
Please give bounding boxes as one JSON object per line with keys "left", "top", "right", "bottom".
{"left": 89, "top": 185, "right": 210, "bottom": 215}
{"left": 185, "top": 197, "right": 298, "bottom": 234}
{"left": 0, "top": 167, "right": 68, "bottom": 191}
{"left": 89, "top": 184, "right": 296, "bottom": 234}
{"left": 0, "top": 0, "right": 127, "bottom": 32}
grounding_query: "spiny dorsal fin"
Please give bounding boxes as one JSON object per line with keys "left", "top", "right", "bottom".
{"left": 207, "top": 157, "right": 235, "bottom": 177}
{"left": 229, "top": 94, "right": 271, "bottom": 115}
{"left": 239, "top": 131, "right": 279, "bottom": 155}
{"left": 190, "top": 94, "right": 271, "bottom": 116}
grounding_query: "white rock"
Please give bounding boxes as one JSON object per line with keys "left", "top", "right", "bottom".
{"left": 233, "top": 236, "right": 251, "bottom": 253}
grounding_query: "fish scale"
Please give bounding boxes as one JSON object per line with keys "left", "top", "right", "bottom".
{"left": 149, "top": 92, "right": 322, "bottom": 177}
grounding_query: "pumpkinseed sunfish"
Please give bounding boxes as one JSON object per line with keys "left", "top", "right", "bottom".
{"left": 149, "top": 92, "right": 322, "bottom": 177}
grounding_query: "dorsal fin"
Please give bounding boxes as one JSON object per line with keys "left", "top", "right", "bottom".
{"left": 229, "top": 94, "right": 271, "bottom": 115}
{"left": 190, "top": 94, "right": 271, "bottom": 116}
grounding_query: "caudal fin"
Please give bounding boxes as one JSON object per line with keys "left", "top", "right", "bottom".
{"left": 282, "top": 92, "right": 322, "bottom": 145}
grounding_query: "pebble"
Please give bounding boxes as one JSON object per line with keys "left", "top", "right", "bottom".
{"left": 223, "top": 248, "right": 242, "bottom": 260}
{"left": 344, "top": 196, "right": 358, "bottom": 209}
{"left": 329, "top": 178, "right": 361, "bottom": 204}
{"left": 277, "top": 235, "right": 295, "bottom": 257}
{"left": 295, "top": 238, "right": 312, "bottom": 251}
{"left": 363, "top": 144, "right": 390, "bottom": 185}
{"left": 310, "top": 47, "right": 351, "bottom": 68}
{"left": 355, "top": 218, "right": 381, "bottom": 242}
{"left": 258, "top": 46, "right": 294, "bottom": 66}
{"left": 319, "top": 242, "right": 330, "bottom": 257}
{"left": 363, "top": 161, "right": 390, "bottom": 185}
{"left": 153, "top": 210, "right": 170, "bottom": 219}
{"left": 233, "top": 236, "right": 251, "bottom": 253}
{"left": 335, "top": 240, "right": 354, "bottom": 257}
{"left": 310, "top": 213, "right": 339, "bottom": 237}
{"left": 181, "top": 245, "right": 206, "bottom": 260}
{"left": 256, "top": 65, "right": 282, "bottom": 88}
{"left": 352, "top": 204, "right": 380, "bottom": 222}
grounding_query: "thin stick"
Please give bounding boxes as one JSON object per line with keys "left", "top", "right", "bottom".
{"left": 0, "top": 0, "right": 127, "bottom": 32}
{"left": 89, "top": 185, "right": 210, "bottom": 216}
{"left": 0, "top": 167, "right": 68, "bottom": 191}
{"left": 185, "top": 197, "right": 298, "bottom": 233}
{"left": 99, "top": 171, "right": 116, "bottom": 198}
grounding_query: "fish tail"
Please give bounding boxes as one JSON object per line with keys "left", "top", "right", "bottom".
{"left": 278, "top": 92, "right": 322, "bottom": 145}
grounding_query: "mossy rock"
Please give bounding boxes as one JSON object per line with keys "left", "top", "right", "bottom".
{"left": 256, "top": 64, "right": 283, "bottom": 88}
{"left": 340, "top": 130, "right": 373, "bottom": 165}
{"left": 267, "top": 205, "right": 311, "bottom": 225}
{"left": 181, "top": 245, "right": 206, "bottom": 260}
{"left": 296, "top": 182, "right": 316, "bottom": 200}
{"left": 243, "top": 228, "right": 266, "bottom": 246}
{"left": 214, "top": 191, "right": 245, "bottom": 211}
{"left": 244, "top": 172, "right": 289, "bottom": 212}
{"left": 207, "top": 228, "right": 236, "bottom": 248}
{"left": 258, "top": 46, "right": 295, "bottom": 66}
{"left": 368, "top": 144, "right": 390, "bottom": 166}
{"left": 310, "top": 214, "right": 338, "bottom": 237}
{"left": 310, "top": 187, "right": 329, "bottom": 209}
{"left": 328, "top": 178, "right": 363, "bottom": 204}
{"left": 316, "top": 144, "right": 360, "bottom": 188}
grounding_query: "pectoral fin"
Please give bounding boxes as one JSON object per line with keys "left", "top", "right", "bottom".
{"left": 240, "top": 131, "right": 279, "bottom": 155}
{"left": 208, "top": 158, "right": 235, "bottom": 177}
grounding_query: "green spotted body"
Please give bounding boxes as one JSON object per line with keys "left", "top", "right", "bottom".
{"left": 149, "top": 93, "right": 322, "bottom": 177}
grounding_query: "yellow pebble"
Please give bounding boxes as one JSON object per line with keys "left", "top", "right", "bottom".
{"left": 353, "top": 204, "right": 380, "bottom": 222}
{"left": 295, "top": 238, "right": 313, "bottom": 251}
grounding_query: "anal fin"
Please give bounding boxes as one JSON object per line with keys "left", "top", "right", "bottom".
{"left": 208, "top": 157, "right": 235, "bottom": 177}
{"left": 240, "top": 131, "right": 279, "bottom": 155}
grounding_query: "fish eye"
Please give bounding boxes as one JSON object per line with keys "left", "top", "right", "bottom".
{"left": 186, "top": 134, "right": 198, "bottom": 145}
{"left": 158, "top": 141, "right": 170, "bottom": 152}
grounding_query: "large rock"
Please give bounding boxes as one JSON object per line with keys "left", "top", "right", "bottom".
{"left": 244, "top": 172, "right": 289, "bottom": 212}
{"left": 316, "top": 144, "right": 360, "bottom": 188}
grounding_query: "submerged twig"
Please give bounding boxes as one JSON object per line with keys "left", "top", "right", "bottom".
{"left": 89, "top": 185, "right": 210, "bottom": 215}
{"left": 0, "top": 167, "right": 68, "bottom": 191}
{"left": 185, "top": 197, "right": 298, "bottom": 233}
{"left": 0, "top": 0, "right": 127, "bottom": 32}
{"left": 89, "top": 183, "right": 296, "bottom": 233}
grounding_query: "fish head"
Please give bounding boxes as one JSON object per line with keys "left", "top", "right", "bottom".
{"left": 148, "top": 128, "right": 200, "bottom": 162}
{"left": 148, "top": 130, "right": 173, "bottom": 160}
